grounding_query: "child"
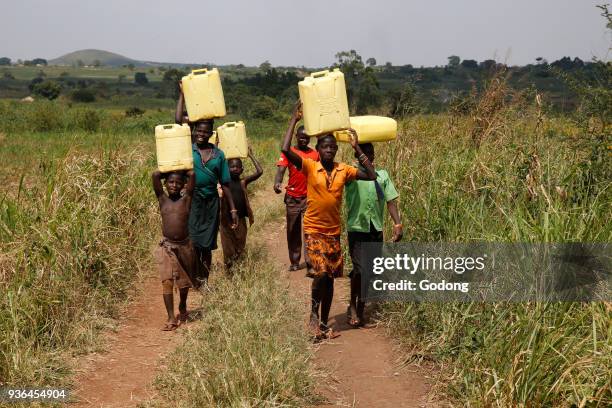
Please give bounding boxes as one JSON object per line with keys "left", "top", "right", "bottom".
{"left": 152, "top": 170, "right": 196, "bottom": 331}
{"left": 220, "top": 146, "right": 263, "bottom": 269}
{"left": 280, "top": 101, "right": 376, "bottom": 340}
{"left": 344, "top": 143, "right": 403, "bottom": 327}
{"left": 274, "top": 125, "right": 319, "bottom": 271}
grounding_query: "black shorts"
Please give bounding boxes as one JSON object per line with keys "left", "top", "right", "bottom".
{"left": 347, "top": 223, "right": 383, "bottom": 278}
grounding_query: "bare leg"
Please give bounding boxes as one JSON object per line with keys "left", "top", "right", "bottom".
{"left": 310, "top": 278, "right": 322, "bottom": 329}
{"left": 202, "top": 250, "right": 212, "bottom": 281}
{"left": 320, "top": 274, "right": 334, "bottom": 330}
{"left": 163, "top": 294, "right": 178, "bottom": 328}
{"left": 178, "top": 287, "right": 189, "bottom": 319}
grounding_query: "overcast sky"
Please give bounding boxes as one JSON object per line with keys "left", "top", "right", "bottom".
{"left": 2, "top": 0, "right": 609, "bottom": 67}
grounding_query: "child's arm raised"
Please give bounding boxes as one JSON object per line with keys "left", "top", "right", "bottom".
{"left": 244, "top": 146, "right": 264, "bottom": 185}
{"left": 280, "top": 101, "right": 303, "bottom": 170}
{"left": 349, "top": 130, "right": 377, "bottom": 181}
{"left": 175, "top": 81, "right": 187, "bottom": 124}
{"left": 152, "top": 170, "right": 165, "bottom": 197}
{"left": 184, "top": 170, "right": 196, "bottom": 197}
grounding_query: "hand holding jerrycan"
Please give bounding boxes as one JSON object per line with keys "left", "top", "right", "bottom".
{"left": 181, "top": 68, "right": 227, "bottom": 122}
{"left": 298, "top": 69, "right": 350, "bottom": 136}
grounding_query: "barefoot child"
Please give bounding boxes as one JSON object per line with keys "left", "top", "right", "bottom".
{"left": 152, "top": 170, "right": 196, "bottom": 331}
{"left": 220, "top": 146, "right": 263, "bottom": 269}
{"left": 345, "top": 143, "right": 403, "bottom": 327}
{"left": 281, "top": 101, "right": 376, "bottom": 340}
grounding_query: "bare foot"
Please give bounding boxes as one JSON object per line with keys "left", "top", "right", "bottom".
{"left": 177, "top": 310, "right": 189, "bottom": 323}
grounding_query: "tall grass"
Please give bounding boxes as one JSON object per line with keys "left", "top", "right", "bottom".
{"left": 353, "top": 90, "right": 611, "bottom": 405}
{"left": 0, "top": 143, "right": 158, "bottom": 385}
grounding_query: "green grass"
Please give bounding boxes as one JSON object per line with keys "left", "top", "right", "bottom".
{"left": 345, "top": 110, "right": 611, "bottom": 406}
{"left": 152, "top": 247, "right": 317, "bottom": 407}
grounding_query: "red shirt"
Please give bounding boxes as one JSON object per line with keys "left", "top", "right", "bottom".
{"left": 277, "top": 147, "right": 319, "bottom": 197}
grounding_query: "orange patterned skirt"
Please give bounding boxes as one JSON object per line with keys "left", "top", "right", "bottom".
{"left": 304, "top": 233, "right": 343, "bottom": 278}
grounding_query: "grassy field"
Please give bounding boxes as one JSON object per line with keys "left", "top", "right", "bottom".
{"left": 0, "top": 93, "right": 610, "bottom": 406}
{"left": 341, "top": 100, "right": 611, "bottom": 405}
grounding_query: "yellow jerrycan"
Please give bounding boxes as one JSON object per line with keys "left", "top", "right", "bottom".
{"left": 155, "top": 124, "right": 193, "bottom": 172}
{"left": 216, "top": 121, "right": 248, "bottom": 159}
{"left": 298, "top": 69, "right": 350, "bottom": 136}
{"left": 181, "top": 68, "right": 227, "bottom": 121}
{"left": 334, "top": 116, "right": 397, "bottom": 143}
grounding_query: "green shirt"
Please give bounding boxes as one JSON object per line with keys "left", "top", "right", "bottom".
{"left": 192, "top": 143, "right": 230, "bottom": 197}
{"left": 344, "top": 167, "right": 399, "bottom": 233}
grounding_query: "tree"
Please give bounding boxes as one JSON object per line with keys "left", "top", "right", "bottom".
{"left": 366, "top": 57, "right": 377, "bottom": 67}
{"left": 77, "top": 59, "right": 85, "bottom": 67}
{"left": 479, "top": 59, "right": 497, "bottom": 70}
{"left": 134, "top": 72, "right": 148, "bottom": 85}
{"left": 388, "top": 82, "right": 419, "bottom": 117}
{"left": 334, "top": 50, "right": 364, "bottom": 77}
{"left": 92, "top": 59, "right": 102, "bottom": 67}
{"left": 461, "top": 59, "right": 478, "bottom": 69}
{"left": 71, "top": 88, "right": 96, "bottom": 103}
{"left": 162, "top": 68, "right": 187, "bottom": 98}
{"left": 259, "top": 60, "right": 272, "bottom": 72}
{"left": 32, "top": 58, "right": 47, "bottom": 66}
{"left": 249, "top": 95, "right": 277, "bottom": 118}
{"left": 28, "top": 77, "right": 44, "bottom": 91}
{"left": 127, "top": 63, "right": 135, "bottom": 71}
{"left": 0, "top": 57, "right": 10, "bottom": 66}
{"left": 355, "top": 69, "right": 382, "bottom": 114}
{"left": 447, "top": 55, "right": 460, "bottom": 68}
{"left": 32, "top": 80, "right": 61, "bottom": 100}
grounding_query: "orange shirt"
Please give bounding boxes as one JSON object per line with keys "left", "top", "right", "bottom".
{"left": 301, "top": 158, "right": 358, "bottom": 236}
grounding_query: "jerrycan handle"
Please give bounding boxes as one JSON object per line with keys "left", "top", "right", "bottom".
{"left": 311, "top": 70, "right": 329, "bottom": 78}
{"left": 163, "top": 124, "right": 174, "bottom": 129}
{"left": 225, "top": 122, "right": 236, "bottom": 127}
{"left": 192, "top": 68, "right": 209, "bottom": 75}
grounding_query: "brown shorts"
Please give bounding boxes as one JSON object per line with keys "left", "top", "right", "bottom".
{"left": 154, "top": 237, "right": 195, "bottom": 293}
{"left": 304, "top": 233, "right": 343, "bottom": 278}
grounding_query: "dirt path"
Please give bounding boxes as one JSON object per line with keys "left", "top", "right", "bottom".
{"left": 261, "top": 214, "right": 440, "bottom": 407}
{"left": 72, "top": 257, "right": 201, "bottom": 407}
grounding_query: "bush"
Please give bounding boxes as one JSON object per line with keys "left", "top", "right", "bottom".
{"left": 31, "top": 80, "right": 61, "bottom": 100}
{"left": 28, "top": 101, "right": 64, "bottom": 132}
{"left": 71, "top": 88, "right": 96, "bottom": 103}
{"left": 125, "top": 107, "right": 145, "bottom": 117}
{"left": 71, "top": 108, "right": 101, "bottom": 132}
{"left": 134, "top": 72, "right": 148, "bottom": 86}
{"left": 248, "top": 96, "right": 277, "bottom": 119}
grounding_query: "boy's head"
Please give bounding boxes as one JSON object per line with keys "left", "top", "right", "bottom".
{"left": 315, "top": 134, "right": 338, "bottom": 162}
{"left": 355, "top": 143, "right": 375, "bottom": 163}
{"left": 228, "top": 158, "right": 243, "bottom": 179}
{"left": 193, "top": 119, "right": 215, "bottom": 145}
{"left": 164, "top": 171, "right": 186, "bottom": 196}
{"left": 295, "top": 126, "right": 311, "bottom": 149}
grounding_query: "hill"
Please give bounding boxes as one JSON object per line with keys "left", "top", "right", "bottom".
{"left": 49, "top": 49, "right": 148, "bottom": 67}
